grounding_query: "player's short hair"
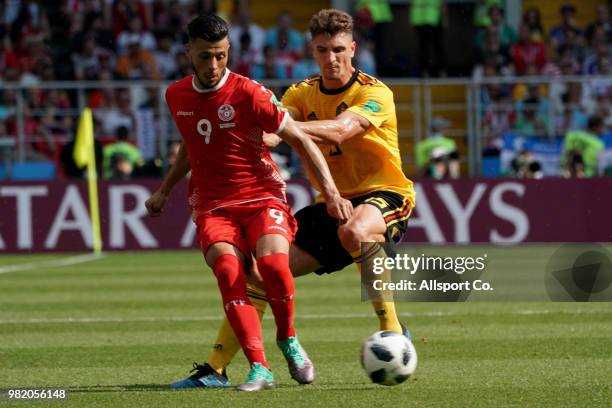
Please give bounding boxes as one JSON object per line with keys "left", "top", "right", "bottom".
{"left": 187, "top": 14, "right": 228, "bottom": 43}
{"left": 309, "top": 9, "right": 353, "bottom": 38}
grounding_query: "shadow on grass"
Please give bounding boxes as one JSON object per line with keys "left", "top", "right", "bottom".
{"left": 66, "top": 381, "right": 390, "bottom": 394}
{"left": 67, "top": 384, "right": 187, "bottom": 394}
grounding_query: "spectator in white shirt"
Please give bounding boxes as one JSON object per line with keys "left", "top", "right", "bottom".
{"left": 229, "top": 7, "right": 265, "bottom": 65}
{"left": 116, "top": 15, "right": 156, "bottom": 55}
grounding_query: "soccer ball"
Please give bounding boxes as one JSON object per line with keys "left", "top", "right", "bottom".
{"left": 360, "top": 330, "right": 418, "bottom": 386}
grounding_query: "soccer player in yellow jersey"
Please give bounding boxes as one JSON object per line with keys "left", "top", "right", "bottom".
{"left": 170, "top": 9, "right": 416, "bottom": 388}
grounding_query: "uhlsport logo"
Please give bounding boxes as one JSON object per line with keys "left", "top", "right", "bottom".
{"left": 217, "top": 104, "right": 235, "bottom": 121}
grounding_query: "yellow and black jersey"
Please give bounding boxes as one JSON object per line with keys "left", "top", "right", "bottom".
{"left": 281, "top": 70, "right": 415, "bottom": 208}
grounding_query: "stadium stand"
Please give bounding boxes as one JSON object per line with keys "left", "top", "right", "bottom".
{"left": 0, "top": 0, "right": 610, "bottom": 179}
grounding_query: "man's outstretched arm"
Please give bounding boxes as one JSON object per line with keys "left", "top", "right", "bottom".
{"left": 278, "top": 116, "right": 353, "bottom": 222}
{"left": 297, "top": 111, "right": 370, "bottom": 145}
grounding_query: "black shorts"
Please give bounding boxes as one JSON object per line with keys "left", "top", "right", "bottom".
{"left": 294, "top": 190, "right": 412, "bottom": 275}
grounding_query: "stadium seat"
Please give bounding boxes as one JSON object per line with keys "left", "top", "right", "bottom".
{"left": 10, "top": 161, "right": 57, "bottom": 181}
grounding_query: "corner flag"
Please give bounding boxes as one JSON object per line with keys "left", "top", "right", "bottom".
{"left": 73, "top": 107, "right": 102, "bottom": 255}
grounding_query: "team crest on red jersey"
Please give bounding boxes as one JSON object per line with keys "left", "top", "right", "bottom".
{"left": 218, "top": 104, "right": 235, "bottom": 121}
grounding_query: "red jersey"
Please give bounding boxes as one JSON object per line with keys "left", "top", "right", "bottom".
{"left": 165, "top": 69, "right": 289, "bottom": 213}
{"left": 511, "top": 43, "right": 547, "bottom": 75}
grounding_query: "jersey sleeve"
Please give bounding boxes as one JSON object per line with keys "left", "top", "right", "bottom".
{"left": 252, "top": 83, "right": 289, "bottom": 134}
{"left": 346, "top": 84, "right": 395, "bottom": 128}
{"left": 280, "top": 84, "right": 303, "bottom": 121}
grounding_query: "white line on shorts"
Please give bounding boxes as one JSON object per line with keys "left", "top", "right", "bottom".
{"left": 0, "top": 253, "right": 106, "bottom": 275}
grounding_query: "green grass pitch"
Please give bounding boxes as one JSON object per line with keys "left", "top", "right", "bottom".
{"left": 1, "top": 251, "right": 611, "bottom": 407}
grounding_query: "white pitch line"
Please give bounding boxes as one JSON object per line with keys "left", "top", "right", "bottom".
{"left": 0, "top": 309, "right": 609, "bottom": 325}
{"left": 0, "top": 253, "right": 106, "bottom": 275}
{"left": 0, "top": 312, "right": 439, "bottom": 325}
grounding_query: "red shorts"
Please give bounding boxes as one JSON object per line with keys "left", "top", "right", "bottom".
{"left": 195, "top": 199, "right": 297, "bottom": 258}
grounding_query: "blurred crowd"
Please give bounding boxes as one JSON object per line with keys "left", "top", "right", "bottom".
{"left": 0, "top": 0, "right": 611, "bottom": 180}
{"left": 0, "top": 0, "right": 381, "bottom": 179}
{"left": 474, "top": 3, "right": 612, "bottom": 152}
{"left": 0, "top": 0, "right": 379, "bottom": 85}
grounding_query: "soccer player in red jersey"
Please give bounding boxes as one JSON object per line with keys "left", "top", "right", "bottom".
{"left": 145, "top": 14, "right": 353, "bottom": 392}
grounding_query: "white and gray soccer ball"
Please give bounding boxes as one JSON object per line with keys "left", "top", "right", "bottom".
{"left": 360, "top": 330, "right": 418, "bottom": 386}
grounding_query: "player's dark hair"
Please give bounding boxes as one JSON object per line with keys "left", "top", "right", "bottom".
{"left": 309, "top": 9, "right": 353, "bottom": 38}
{"left": 187, "top": 14, "right": 228, "bottom": 43}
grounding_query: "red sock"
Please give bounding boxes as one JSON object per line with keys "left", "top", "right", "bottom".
{"left": 257, "top": 253, "right": 296, "bottom": 340}
{"left": 213, "top": 254, "right": 268, "bottom": 368}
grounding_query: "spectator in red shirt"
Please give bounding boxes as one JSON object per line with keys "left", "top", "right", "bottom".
{"left": 511, "top": 24, "right": 546, "bottom": 75}
{"left": 0, "top": 35, "right": 19, "bottom": 81}
{"left": 231, "top": 31, "right": 257, "bottom": 77}
{"left": 111, "top": 0, "right": 148, "bottom": 39}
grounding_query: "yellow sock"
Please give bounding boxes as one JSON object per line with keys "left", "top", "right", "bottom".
{"left": 247, "top": 283, "right": 268, "bottom": 321}
{"left": 371, "top": 300, "right": 403, "bottom": 333}
{"left": 207, "top": 283, "right": 268, "bottom": 374}
{"left": 351, "top": 245, "right": 403, "bottom": 334}
{"left": 207, "top": 317, "right": 237, "bottom": 375}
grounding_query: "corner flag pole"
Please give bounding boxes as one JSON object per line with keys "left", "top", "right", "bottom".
{"left": 73, "top": 107, "right": 102, "bottom": 255}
